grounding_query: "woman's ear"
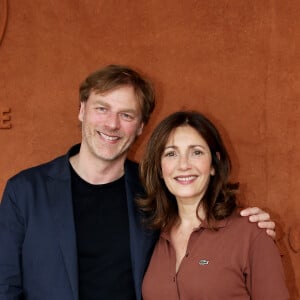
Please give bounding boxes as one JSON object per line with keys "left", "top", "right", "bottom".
{"left": 210, "top": 152, "right": 220, "bottom": 176}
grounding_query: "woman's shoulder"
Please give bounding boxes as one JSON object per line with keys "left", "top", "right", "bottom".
{"left": 219, "top": 209, "right": 279, "bottom": 260}
{"left": 225, "top": 209, "right": 267, "bottom": 240}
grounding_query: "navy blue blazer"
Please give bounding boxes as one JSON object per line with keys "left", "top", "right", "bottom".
{"left": 0, "top": 144, "right": 158, "bottom": 300}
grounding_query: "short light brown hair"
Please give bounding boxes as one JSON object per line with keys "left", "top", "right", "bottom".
{"left": 79, "top": 64, "right": 155, "bottom": 124}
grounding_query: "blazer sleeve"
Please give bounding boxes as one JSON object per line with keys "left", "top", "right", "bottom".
{"left": 246, "top": 230, "right": 290, "bottom": 300}
{"left": 0, "top": 179, "right": 25, "bottom": 299}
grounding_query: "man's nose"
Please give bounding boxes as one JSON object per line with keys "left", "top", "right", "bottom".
{"left": 105, "top": 112, "right": 120, "bottom": 130}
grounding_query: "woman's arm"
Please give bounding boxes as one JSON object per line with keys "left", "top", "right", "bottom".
{"left": 246, "top": 230, "right": 289, "bottom": 299}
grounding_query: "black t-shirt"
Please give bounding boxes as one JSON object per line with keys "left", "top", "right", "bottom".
{"left": 71, "top": 165, "right": 135, "bottom": 300}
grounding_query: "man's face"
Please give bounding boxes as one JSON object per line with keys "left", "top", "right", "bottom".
{"left": 79, "top": 85, "right": 144, "bottom": 162}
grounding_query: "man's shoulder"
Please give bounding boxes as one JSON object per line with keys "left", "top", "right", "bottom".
{"left": 124, "top": 159, "right": 143, "bottom": 189}
{"left": 7, "top": 146, "right": 75, "bottom": 184}
{"left": 125, "top": 159, "right": 139, "bottom": 169}
{"left": 124, "top": 159, "right": 140, "bottom": 176}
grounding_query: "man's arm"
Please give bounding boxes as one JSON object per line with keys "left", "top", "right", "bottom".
{"left": 240, "top": 207, "right": 276, "bottom": 239}
{"left": 0, "top": 181, "right": 24, "bottom": 299}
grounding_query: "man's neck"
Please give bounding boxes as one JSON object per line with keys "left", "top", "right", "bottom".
{"left": 69, "top": 152, "right": 126, "bottom": 185}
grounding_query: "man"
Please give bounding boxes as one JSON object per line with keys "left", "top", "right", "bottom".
{"left": 0, "top": 65, "right": 275, "bottom": 300}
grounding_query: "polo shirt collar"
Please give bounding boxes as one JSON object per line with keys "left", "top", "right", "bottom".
{"left": 160, "top": 217, "right": 228, "bottom": 241}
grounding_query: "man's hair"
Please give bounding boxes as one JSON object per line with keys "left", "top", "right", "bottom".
{"left": 79, "top": 64, "right": 155, "bottom": 124}
{"left": 138, "top": 111, "right": 238, "bottom": 231}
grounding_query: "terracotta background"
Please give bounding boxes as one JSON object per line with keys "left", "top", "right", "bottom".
{"left": 0, "top": 0, "right": 299, "bottom": 298}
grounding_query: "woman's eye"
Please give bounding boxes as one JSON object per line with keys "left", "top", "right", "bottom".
{"left": 164, "top": 151, "right": 176, "bottom": 157}
{"left": 194, "top": 150, "right": 203, "bottom": 156}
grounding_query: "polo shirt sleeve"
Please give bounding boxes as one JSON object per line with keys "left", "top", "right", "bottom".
{"left": 246, "top": 230, "right": 290, "bottom": 299}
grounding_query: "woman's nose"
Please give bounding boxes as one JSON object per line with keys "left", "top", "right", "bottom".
{"left": 178, "top": 155, "right": 191, "bottom": 170}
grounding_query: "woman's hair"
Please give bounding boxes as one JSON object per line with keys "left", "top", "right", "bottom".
{"left": 79, "top": 64, "right": 155, "bottom": 125}
{"left": 138, "top": 111, "right": 238, "bottom": 231}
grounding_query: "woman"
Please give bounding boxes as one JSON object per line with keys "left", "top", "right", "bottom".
{"left": 138, "top": 111, "right": 289, "bottom": 299}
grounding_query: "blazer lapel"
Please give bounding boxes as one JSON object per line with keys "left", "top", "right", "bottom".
{"left": 124, "top": 160, "right": 158, "bottom": 300}
{"left": 47, "top": 153, "right": 79, "bottom": 300}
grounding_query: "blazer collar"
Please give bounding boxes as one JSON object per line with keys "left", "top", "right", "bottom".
{"left": 124, "top": 160, "right": 158, "bottom": 300}
{"left": 47, "top": 144, "right": 80, "bottom": 300}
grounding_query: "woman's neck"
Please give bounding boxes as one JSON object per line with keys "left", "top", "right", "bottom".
{"left": 176, "top": 198, "right": 205, "bottom": 227}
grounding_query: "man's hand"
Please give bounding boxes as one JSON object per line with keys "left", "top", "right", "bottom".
{"left": 240, "top": 207, "right": 276, "bottom": 239}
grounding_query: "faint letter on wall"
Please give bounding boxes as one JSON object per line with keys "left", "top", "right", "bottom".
{"left": 0, "top": 107, "right": 12, "bottom": 129}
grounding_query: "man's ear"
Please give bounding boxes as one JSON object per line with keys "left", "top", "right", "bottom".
{"left": 137, "top": 122, "right": 144, "bottom": 136}
{"left": 78, "top": 102, "right": 85, "bottom": 122}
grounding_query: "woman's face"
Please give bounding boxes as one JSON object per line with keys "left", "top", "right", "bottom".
{"left": 161, "top": 125, "right": 215, "bottom": 204}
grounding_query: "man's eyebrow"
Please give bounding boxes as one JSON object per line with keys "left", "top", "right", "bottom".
{"left": 93, "top": 100, "right": 139, "bottom": 115}
{"left": 93, "top": 99, "right": 108, "bottom": 105}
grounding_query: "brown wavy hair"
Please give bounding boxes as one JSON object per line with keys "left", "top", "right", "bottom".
{"left": 79, "top": 64, "right": 155, "bottom": 125}
{"left": 138, "top": 111, "right": 238, "bottom": 231}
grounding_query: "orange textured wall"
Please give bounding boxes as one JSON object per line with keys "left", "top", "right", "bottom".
{"left": 0, "top": 0, "right": 299, "bottom": 298}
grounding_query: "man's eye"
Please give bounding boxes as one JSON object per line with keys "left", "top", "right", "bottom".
{"left": 96, "top": 107, "right": 107, "bottom": 112}
{"left": 121, "top": 113, "right": 134, "bottom": 120}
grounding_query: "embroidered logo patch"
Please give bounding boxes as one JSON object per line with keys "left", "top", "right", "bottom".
{"left": 199, "top": 259, "right": 209, "bottom": 265}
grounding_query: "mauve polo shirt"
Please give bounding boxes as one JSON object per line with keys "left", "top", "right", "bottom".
{"left": 142, "top": 210, "right": 289, "bottom": 300}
